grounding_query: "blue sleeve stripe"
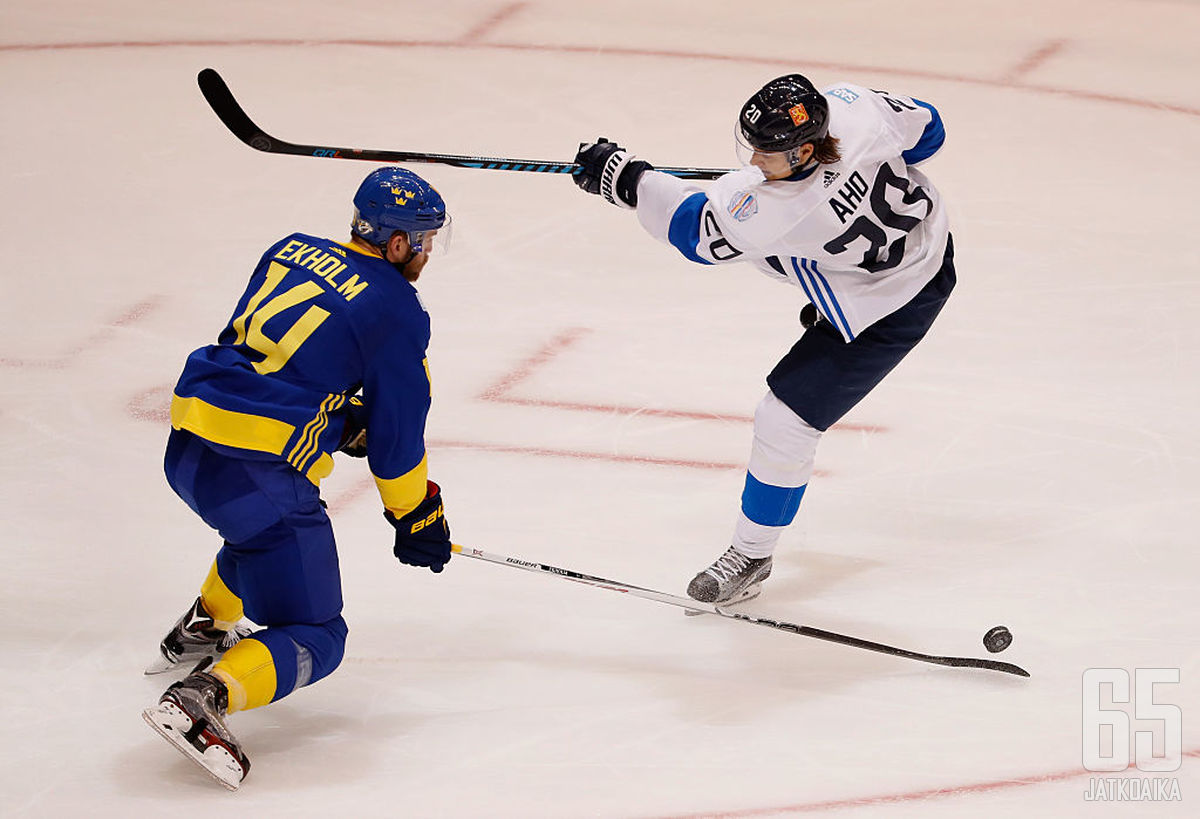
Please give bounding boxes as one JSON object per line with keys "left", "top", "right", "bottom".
{"left": 666, "top": 192, "right": 714, "bottom": 266}
{"left": 901, "top": 99, "right": 945, "bottom": 164}
{"left": 741, "top": 472, "right": 807, "bottom": 527}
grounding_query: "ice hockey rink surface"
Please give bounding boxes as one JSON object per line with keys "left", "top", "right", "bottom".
{"left": 2, "top": 1, "right": 1198, "bottom": 816}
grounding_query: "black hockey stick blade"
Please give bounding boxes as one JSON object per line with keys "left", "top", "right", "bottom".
{"left": 719, "top": 615, "right": 1031, "bottom": 677}
{"left": 197, "top": 68, "right": 732, "bottom": 180}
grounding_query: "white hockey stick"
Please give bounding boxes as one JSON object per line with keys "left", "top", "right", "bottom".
{"left": 450, "top": 544, "right": 1030, "bottom": 677}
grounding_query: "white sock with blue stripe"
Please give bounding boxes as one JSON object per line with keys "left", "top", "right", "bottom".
{"left": 733, "top": 391, "right": 822, "bottom": 558}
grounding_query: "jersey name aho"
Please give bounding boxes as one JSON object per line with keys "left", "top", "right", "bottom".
{"left": 636, "top": 83, "right": 949, "bottom": 341}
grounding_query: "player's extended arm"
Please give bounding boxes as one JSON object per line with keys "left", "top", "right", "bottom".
{"left": 572, "top": 138, "right": 654, "bottom": 208}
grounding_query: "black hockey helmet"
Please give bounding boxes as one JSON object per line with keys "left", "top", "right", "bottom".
{"left": 738, "top": 74, "right": 830, "bottom": 154}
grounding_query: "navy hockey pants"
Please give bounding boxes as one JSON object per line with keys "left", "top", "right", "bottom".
{"left": 164, "top": 428, "right": 347, "bottom": 702}
{"left": 767, "top": 235, "right": 956, "bottom": 431}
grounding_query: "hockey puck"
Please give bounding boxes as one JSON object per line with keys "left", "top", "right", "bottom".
{"left": 983, "top": 625, "right": 1013, "bottom": 653}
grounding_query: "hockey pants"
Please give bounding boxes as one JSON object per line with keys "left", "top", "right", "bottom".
{"left": 735, "top": 235, "right": 957, "bottom": 556}
{"left": 164, "top": 428, "right": 347, "bottom": 711}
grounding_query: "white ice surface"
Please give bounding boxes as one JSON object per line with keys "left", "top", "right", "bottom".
{"left": 2, "top": 1, "right": 1199, "bottom": 816}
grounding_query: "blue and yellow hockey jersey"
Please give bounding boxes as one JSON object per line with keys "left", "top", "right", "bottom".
{"left": 170, "top": 233, "right": 432, "bottom": 518}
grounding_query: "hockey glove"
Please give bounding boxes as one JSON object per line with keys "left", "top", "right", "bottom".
{"left": 573, "top": 138, "right": 653, "bottom": 209}
{"left": 386, "top": 481, "right": 451, "bottom": 573}
{"left": 338, "top": 397, "right": 367, "bottom": 458}
{"left": 800, "top": 303, "right": 820, "bottom": 330}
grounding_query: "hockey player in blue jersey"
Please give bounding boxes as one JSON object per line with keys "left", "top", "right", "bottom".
{"left": 572, "top": 74, "right": 955, "bottom": 607}
{"left": 142, "top": 167, "right": 454, "bottom": 789}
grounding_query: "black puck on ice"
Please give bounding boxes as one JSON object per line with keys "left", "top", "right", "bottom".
{"left": 983, "top": 625, "right": 1013, "bottom": 653}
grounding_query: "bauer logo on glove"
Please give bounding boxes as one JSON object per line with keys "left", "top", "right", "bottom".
{"left": 387, "top": 481, "right": 452, "bottom": 573}
{"left": 408, "top": 506, "right": 444, "bottom": 535}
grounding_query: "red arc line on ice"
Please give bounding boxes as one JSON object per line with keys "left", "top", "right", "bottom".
{"left": 0, "top": 296, "right": 163, "bottom": 369}
{"left": 653, "top": 750, "right": 1200, "bottom": 817}
{"left": 479, "top": 327, "right": 885, "bottom": 434}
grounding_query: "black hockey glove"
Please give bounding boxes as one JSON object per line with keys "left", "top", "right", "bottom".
{"left": 337, "top": 396, "right": 367, "bottom": 458}
{"left": 573, "top": 138, "right": 653, "bottom": 209}
{"left": 386, "top": 481, "right": 451, "bottom": 573}
{"left": 800, "top": 303, "right": 820, "bottom": 329}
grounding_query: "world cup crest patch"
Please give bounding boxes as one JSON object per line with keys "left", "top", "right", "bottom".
{"left": 789, "top": 104, "right": 809, "bottom": 125}
{"left": 728, "top": 190, "right": 758, "bottom": 222}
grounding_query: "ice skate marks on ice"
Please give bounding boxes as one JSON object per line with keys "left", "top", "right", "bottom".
{"left": 141, "top": 702, "right": 249, "bottom": 790}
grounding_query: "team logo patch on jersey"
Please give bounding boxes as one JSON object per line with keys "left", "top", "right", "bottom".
{"left": 827, "top": 88, "right": 860, "bottom": 104}
{"left": 728, "top": 191, "right": 758, "bottom": 222}
{"left": 788, "top": 104, "right": 809, "bottom": 126}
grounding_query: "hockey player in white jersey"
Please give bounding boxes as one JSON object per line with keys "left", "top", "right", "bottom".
{"left": 572, "top": 74, "right": 955, "bottom": 605}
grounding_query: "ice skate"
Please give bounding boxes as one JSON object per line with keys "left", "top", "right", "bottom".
{"left": 142, "top": 667, "right": 250, "bottom": 790}
{"left": 145, "top": 596, "right": 252, "bottom": 675}
{"left": 686, "top": 546, "right": 773, "bottom": 605}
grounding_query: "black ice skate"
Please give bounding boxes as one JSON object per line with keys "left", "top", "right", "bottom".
{"left": 142, "top": 668, "right": 250, "bottom": 790}
{"left": 145, "top": 596, "right": 252, "bottom": 675}
{"left": 687, "top": 546, "right": 773, "bottom": 605}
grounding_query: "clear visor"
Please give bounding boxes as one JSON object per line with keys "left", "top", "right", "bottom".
{"left": 408, "top": 214, "right": 453, "bottom": 256}
{"left": 733, "top": 124, "right": 800, "bottom": 178}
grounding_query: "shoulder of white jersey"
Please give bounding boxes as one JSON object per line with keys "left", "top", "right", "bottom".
{"left": 708, "top": 166, "right": 828, "bottom": 251}
{"left": 820, "top": 83, "right": 918, "bottom": 166}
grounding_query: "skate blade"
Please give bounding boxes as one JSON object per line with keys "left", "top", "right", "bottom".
{"left": 683, "top": 583, "right": 762, "bottom": 616}
{"left": 144, "top": 654, "right": 179, "bottom": 675}
{"left": 144, "top": 653, "right": 208, "bottom": 675}
{"left": 142, "top": 703, "right": 245, "bottom": 791}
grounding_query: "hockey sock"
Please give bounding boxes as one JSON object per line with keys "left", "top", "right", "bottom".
{"left": 200, "top": 559, "right": 244, "bottom": 630}
{"left": 212, "top": 638, "right": 276, "bottom": 713}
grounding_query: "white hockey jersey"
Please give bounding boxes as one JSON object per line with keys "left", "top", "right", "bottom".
{"left": 635, "top": 83, "right": 949, "bottom": 342}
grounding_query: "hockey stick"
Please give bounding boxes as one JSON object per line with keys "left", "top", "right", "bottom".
{"left": 197, "top": 68, "right": 732, "bottom": 180}
{"left": 450, "top": 544, "right": 1031, "bottom": 677}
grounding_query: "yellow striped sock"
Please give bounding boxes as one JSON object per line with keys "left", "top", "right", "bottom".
{"left": 212, "top": 638, "right": 277, "bottom": 713}
{"left": 200, "top": 560, "right": 244, "bottom": 630}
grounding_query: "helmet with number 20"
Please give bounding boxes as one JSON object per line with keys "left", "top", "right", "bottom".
{"left": 735, "top": 74, "right": 830, "bottom": 173}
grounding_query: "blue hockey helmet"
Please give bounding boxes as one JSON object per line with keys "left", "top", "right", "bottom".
{"left": 351, "top": 167, "right": 450, "bottom": 254}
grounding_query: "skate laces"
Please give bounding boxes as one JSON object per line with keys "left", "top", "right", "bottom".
{"left": 705, "top": 547, "right": 754, "bottom": 582}
{"left": 217, "top": 624, "right": 252, "bottom": 652}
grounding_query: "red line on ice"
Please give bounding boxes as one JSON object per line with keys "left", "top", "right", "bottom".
{"left": 658, "top": 752, "right": 1200, "bottom": 817}
{"left": 430, "top": 438, "right": 744, "bottom": 471}
{"left": 0, "top": 296, "right": 162, "bottom": 369}
{"left": 1004, "top": 38, "right": 1068, "bottom": 82}
{"left": 459, "top": 1, "right": 529, "bottom": 43}
{"left": 1, "top": 37, "right": 1196, "bottom": 118}
{"left": 480, "top": 328, "right": 885, "bottom": 433}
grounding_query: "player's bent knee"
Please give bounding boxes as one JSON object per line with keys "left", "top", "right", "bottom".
{"left": 754, "top": 392, "right": 822, "bottom": 447}
{"left": 301, "top": 615, "right": 348, "bottom": 686}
